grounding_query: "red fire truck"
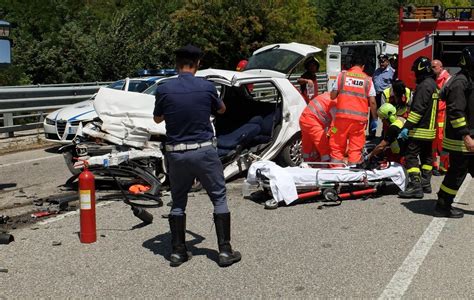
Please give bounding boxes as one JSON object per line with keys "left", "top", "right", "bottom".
{"left": 398, "top": 5, "right": 474, "bottom": 89}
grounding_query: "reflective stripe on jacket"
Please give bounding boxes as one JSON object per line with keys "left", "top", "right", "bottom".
{"left": 335, "top": 67, "right": 370, "bottom": 122}
{"left": 404, "top": 77, "right": 439, "bottom": 141}
{"left": 442, "top": 72, "right": 474, "bottom": 153}
{"left": 390, "top": 117, "right": 405, "bottom": 154}
{"left": 383, "top": 87, "right": 411, "bottom": 117}
{"left": 303, "top": 92, "right": 335, "bottom": 128}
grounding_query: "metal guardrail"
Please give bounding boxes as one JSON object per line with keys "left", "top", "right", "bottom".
{"left": 0, "top": 83, "right": 111, "bottom": 136}
{"left": 0, "top": 74, "right": 328, "bottom": 137}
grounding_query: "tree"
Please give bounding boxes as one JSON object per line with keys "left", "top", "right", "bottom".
{"left": 320, "top": 0, "right": 400, "bottom": 44}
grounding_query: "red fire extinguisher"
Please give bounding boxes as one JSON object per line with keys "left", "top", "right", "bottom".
{"left": 79, "top": 164, "right": 96, "bottom": 243}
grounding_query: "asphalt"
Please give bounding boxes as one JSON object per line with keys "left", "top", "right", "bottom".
{"left": 0, "top": 140, "right": 473, "bottom": 298}
{"left": 0, "top": 174, "right": 472, "bottom": 298}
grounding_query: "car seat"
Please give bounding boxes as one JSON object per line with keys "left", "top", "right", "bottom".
{"left": 216, "top": 116, "right": 263, "bottom": 158}
{"left": 250, "top": 107, "right": 282, "bottom": 145}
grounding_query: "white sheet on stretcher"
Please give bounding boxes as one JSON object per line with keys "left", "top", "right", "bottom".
{"left": 246, "top": 160, "right": 406, "bottom": 205}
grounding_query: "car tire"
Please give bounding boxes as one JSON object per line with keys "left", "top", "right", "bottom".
{"left": 278, "top": 133, "right": 302, "bottom": 167}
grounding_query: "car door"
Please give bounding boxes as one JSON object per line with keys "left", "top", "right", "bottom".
{"left": 244, "top": 42, "right": 322, "bottom": 79}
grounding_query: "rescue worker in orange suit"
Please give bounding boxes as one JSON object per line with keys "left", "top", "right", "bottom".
{"left": 431, "top": 59, "right": 451, "bottom": 175}
{"left": 398, "top": 56, "right": 439, "bottom": 199}
{"left": 329, "top": 55, "right": 378, "bottom": 166}
{"left": 365, "top": 103, "right": 406, "bottom": 165}
{"left": 434, "top": 46, "right": 474, "bottom": 218}
{"left": 299, "top": 91, "right": 336, "bottom": 164}
{"left": 297, "top": 57, "right": 320, "bottom": 103}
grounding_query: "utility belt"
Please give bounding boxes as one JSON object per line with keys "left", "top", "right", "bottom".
{"left": 165, "top": 139, "right": 215, "bottom": 152}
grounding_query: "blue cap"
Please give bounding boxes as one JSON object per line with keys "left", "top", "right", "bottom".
{"left": 174, "top": 44, "right": 204, "bottom": 59}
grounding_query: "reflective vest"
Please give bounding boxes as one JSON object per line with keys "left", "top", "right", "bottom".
{"left": 383, "top": 87, "right": 411, "bottom": 117}
{"left": 389, "top": 117, "right": 406, "bottom": 154}
{"left": 301, "top": 92, "right": 335, "bottom": 128}
{"left": 335, "top": 66, "right": 371, "bottom": 122}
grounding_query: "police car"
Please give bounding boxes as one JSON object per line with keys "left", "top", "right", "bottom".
{"left": 43, "top": 70, "right": 177, "bottom": 144}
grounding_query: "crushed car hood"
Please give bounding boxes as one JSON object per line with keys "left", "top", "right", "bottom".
{"left": 93, "top": 87, "right": 166, "bottom": 147}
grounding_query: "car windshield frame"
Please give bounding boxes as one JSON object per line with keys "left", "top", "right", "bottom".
{"left": 245, "top": 49, "right": 304, "bottom": 74}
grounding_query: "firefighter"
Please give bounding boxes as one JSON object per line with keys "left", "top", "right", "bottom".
{"left": 431, "top": 59, "right": 451, "bottom": 175}
{"left": 329, "top": 55, "right": 378, "bottom": 166}
{"left": 381, "top": 79, "right": 411, "bottom": 119}
{"left": 365, "top": 103, "right": 406, "bottom": 164}
{"left": 398, "top": 56, "right": 439, "bottom": 199}
{"left": 434, "top": 46, "right": 474, "bottom": 218}
{"left": 299, "top": 91, "right": 336, "bottom": 164}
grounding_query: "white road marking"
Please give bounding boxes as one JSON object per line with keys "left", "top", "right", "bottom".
{"left": 0, "top": 155, "right": 59, "bottom": 168}
{"left": 37, "top": 201, "right": 114, "bottom": 225}
{"left": 378, "top": 175, "right": 471, "bottom": 299}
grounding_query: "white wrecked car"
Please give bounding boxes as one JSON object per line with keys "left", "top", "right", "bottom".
{"left": 62, "top": 43, "right": 322, "bottom": 199}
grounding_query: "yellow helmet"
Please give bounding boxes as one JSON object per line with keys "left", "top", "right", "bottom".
{"left": 378, "top": 103, "right": 397, "bottom": 123}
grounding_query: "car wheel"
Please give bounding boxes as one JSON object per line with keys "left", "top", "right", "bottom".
{"left": 278, "top": 133, "right": 302, "bottom": 167}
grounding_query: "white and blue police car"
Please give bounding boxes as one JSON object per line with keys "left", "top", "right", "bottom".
{"left": 43, "top": 69, "right": 177, "bottom": 144}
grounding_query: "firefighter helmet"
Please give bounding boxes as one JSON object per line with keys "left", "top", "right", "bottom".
{"left": 459, "top": 46, "right": 474, "bottom": 78}
{"left": 378, "top": 103, "right": 397, "bottom": 123}
{"left": 411, "top": 56, "right": 433, "bottom": 79}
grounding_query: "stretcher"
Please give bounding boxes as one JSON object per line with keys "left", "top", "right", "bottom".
{"left": 245, "top": 160, "right": 407, "bottom": 209}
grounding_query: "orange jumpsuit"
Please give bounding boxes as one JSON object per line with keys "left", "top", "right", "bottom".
{"left": 299, "top": 92, "right": 335, "bottom": 162}
{"left": 433, "top": 69, "right": 451, "bottom": 172}
{"left": 329, "top": 66, "right": 373, "bottom": 165}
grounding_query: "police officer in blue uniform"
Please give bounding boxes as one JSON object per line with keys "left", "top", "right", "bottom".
{"left": 153, "top": 45, "right": 241, "bottom": 267}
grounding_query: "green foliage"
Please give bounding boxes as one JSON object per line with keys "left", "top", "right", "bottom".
{"left": 0, "top": 0, "right": 471, "bottom": 85}
{"left": 169, "top": 0, "right": 333, "bottom": 69}
{"left": 320, "top": 0, "right": 400, "bottom": 44}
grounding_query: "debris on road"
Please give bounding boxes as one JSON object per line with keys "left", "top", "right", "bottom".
{"left": 31, "top": 211, "right": 57, "bottom": 219}
{"left": 52, "top": 241, "right": 62, "bottom": 246}
{"left": 0, "top": 268, "right": 8, "bottom": 273}
{"left": 0, "top": 215, "right": 9, "bottom": 224}
{"left": 0, "top": 233, "right": 14, "bottom": 244}
{"left": 45, "top": 192, "right": 77, "bottom": 211}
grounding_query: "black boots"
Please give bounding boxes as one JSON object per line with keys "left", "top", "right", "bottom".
{"left": 434, "top": 196, "right": 464, "bottom": 218}
{"left": 399, "top": 173, "right": 424, "bottom": 199}
{"left": 421, "top": 169, "right": 432, "bottom": 193}
{"left": 168, "top": 214, "right": 192, "bottom": 267}
{"left": 169, "top": 213, "right": 241, "bottom": 267}
{"left": 214, "top": 213, "right": 242, "bottom": 267}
